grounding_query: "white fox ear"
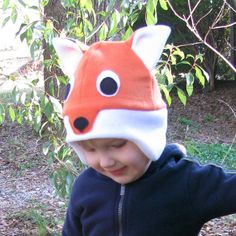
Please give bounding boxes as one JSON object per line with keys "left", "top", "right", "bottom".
{"left": 53, "top": 38, "right": 88, "bottom": 77}
{"left": 131, "top": 25, "right": 171, "bottom": 70}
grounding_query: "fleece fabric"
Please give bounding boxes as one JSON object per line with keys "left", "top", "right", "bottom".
{"left": 52, "top": 25, "right": 171, "bottom": 164}
{"left": 62, "top": 144, "right": 236, "bottom": 236}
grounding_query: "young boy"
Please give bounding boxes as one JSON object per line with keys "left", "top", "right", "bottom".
{"left": 53, "top": 25, "right": 236, "bottom": 236}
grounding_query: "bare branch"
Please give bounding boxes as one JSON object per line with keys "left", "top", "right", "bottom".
{"left": 225, "top": 0, "right": 236, "bottom": 14}
{"left": 187, "top": 0, "right": 194, "bottom": 28}
{"left": 186, "top": 0, "right": 202, "bottom": 22}
{"left": 212, "top": 21, "right": 236, "bottom": 30}
{"left": 166, "top": 0, "right": 236, "bottom": 74}
{"left": 195, "top": 8, "right": 213, "bottom": 27}
{"left": 218, "top": 99, "right": 236, "bottom": 165}
{"left": 203, "top": 40, "right": 236, "bottom": 73}
{"left": 166, "top": 1, "right": 185, "bottom": 21}
{"left": 218, "top": 99, "right": 236, "bottom": 119}
{"left": 176, "top": 41, "right": 203, "bottom": 48}
{"left": 212, "top": 1, "right": 226, "bottom": 27}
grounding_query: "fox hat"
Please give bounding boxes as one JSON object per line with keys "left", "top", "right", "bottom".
{"left": 53, "top": 25, "right": 171, "bottom": 164}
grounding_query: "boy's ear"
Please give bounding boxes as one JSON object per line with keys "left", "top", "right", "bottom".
{"left": 129, "top": 25, "right": 171, "bottom": 70}
{"left": 52, "top": 38, "right": 88, "bottom": 77}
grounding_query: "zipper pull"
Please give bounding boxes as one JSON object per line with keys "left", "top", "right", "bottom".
{"left": 118, "top": 185, "right": 126, "bottom": 236}
{"left": 120, "top": 184, "right": 125, "bottom": 196}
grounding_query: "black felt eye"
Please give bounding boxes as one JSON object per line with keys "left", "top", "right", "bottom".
{"left": 64, "top": 83, "right": 71, "bottom": 100}
{"left": 97, "top": 70, "right": 120, "bottom": 97}
{"left": 100, "top": 77, "right": 118, "bottom": 95}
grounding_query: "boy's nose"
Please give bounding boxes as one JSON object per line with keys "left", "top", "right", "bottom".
{"left": 99, "top": 155, "right": 116, "bottom": 169}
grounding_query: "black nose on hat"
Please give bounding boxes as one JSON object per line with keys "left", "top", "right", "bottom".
{"left": 74, "top": 117, "right": 89, "bottom": 132}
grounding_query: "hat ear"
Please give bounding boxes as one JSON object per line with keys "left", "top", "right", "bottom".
{"left": 53, "top": 38, "right": 88, "bottom": 77}
{"left": 130, "top": 25, "right": 171, "bottom": 70}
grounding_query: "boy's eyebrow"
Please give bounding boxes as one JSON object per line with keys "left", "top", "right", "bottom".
{"left": 79, "top": 138, "right": 125, "bottom": 148}
{"left": 79, "top": 140, "right": 94, "bottom": 148}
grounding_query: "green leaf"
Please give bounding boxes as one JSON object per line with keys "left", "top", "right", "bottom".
{"left": 145, "top": 0, "right": 158, "bottom": 25}
{"left": 80, "top": 0, "right": 86, "bottom": 8}
{"left": 107, "top": 0, "right": 116, "bottom": 12}
{"left": 18, "top": 0, "right": 27, "bottom": 7}
{"left": 11, "top": 5, "right": 17, "bottom": 23}
{"left": 186, "top": 54, "right": 194, "bottom": 60}
{"left": 16, "top": 23, "right": 27, "bottom": 36}
{"left": 159, "top": 0, "right": 168, "bottom": 10}
{"left": 49, "top": 79, "right": 55, "bottom": 96}
{"left": 99, "top": 23, "right": 108, "bottom": 41}
{"left": 26, "top": 27, "right": 33, "bottom": 45}
{"left": 160, "top": 85, "right": 172, "bottom": 106}
{"left": 177, "top": 61, "right": 191, "bottom": 67}
{"left": 49, "top": 95, "right": 62, "bottom": 115}
{"left": 170, "top": 55, "right": 177, "bottom": 65}
{"left": 16, "top": 112, "right": 23, "bottom": 124}
{"left": 108, "top": 10, "right": 120, "bottom": 37}
{"left": 165, "top": 67, "right": 173, "bottom": 84}
{"left": 57, "top": 76, "right": 68, "bottom": 86}
{"left": 9, "top": 105, "right": 16, "bottom": 122}
{"left": 43, "top": 99, "right": 53, "bottom": 120}
{"left": 31, "top": 78, "right": 40, "bottom": 86}
{"left": 2, "top": 0, "right": 9, "bottom": 10}
{"left": 145, "top": 8, "right": 157, "bottom": 25}
{"left": 41, "top": 0, "right": 49, "bottom": 7}
{"left": 12, "top": 86, "right": 20, "bottom": 104}
{"left": 2, "top": 16, "right": 10, "bottom": 27}
{"left": 0, "top": 104, "right": 5, "bottom": 124}
{"left": 30, "top": 40, "right": 40, "bottom": 60}
{"left": 47, "top": 152, "right": 54, "bottom": 165}
{"left": 122, "top": 26, "right": 133, "bottom": 40}
{"left": 177, "top": 87, "right": 187, "bottom": 106}
{"left": 186, "top": 73, "right": 194, "bottom": 96}
{"left": 195, "top": 66, "right": 205, "bottom": 87}
{"left": 33, "top": 108, "right": 42, "bottom": 132}
{"left": 173, "top": 48, "right": 185, "bottom": 60}
{"left": 195, "top": 53, "right": 204, "bottom": 63}
{"left": 84, "top": 18, "right": 93, "bottom": 32}
{"left": 29, "top": 5, "right": 38, "bottom": 10}
{"left": 85, "top": 0, "right": 93, "bottom": 13}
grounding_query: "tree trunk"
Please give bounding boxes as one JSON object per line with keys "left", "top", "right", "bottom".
{"left": 43, "top": 0, "right": 66, "bottom": 100}
{"left": 203, "top": 51, "right": 218, "bottom": 91}
{"left": 89, "top": 0, "right": 111, "bottom": 43}
{"left": 230, "top": 0, "right": 236, "bottom": 80}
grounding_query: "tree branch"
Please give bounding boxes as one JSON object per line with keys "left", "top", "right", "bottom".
{"left": 166, "top": 0, "right": 236, "bottom": 74}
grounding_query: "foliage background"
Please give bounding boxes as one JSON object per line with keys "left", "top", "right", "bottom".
{"left": 0, "top": 0, "right": 235, "bottom": 198}
{"left": 0, "top": 0, "right": 235, "bottom": 234}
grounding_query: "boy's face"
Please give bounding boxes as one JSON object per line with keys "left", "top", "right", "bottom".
{"left": 78, "top": 138, "right": 151, "bottom": 184}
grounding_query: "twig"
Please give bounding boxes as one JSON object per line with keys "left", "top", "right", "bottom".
{"left": 218, "top": 99, "right": 236, "bottom": 166}
{"left": 176, "top": 41, "right": 203, "bottom": 48}
{"left": 167, "top": 0, "right": 236, "bottom": 74}
{"left": 212, "top": 21, "right": 236, "bottom": 30}
{"left": 218, "top": 99, "right": 236, "bottom": 119}
{"left": 196, "top": 8, "right": 212, "bottom": 27}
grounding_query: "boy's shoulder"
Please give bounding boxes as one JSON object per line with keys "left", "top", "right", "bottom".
{"left": 156, "top": 143, "right": 233, "bottom": 177}
{"left": 157, "top": 143, "right": 188, "bottom": 169}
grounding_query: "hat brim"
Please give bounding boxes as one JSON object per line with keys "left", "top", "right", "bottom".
{"left": 64, "top": 108, "right": 167, "bottom": 164}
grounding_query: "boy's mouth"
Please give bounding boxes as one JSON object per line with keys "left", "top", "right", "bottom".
{"left": 109, "top": 167, "right": 127, "bottom": 176}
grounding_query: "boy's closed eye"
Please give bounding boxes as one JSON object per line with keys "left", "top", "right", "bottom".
{"left": 78, "top": 139, "right": 127, "bottom": 152}
{"left": 111, "top": 140, "right": 127, "bottom": 148}
{"left": 78, "top": 142, "right": 96, "bottom": 152}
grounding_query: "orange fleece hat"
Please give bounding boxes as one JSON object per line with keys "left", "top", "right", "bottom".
{"left": 53, "top": 25, "right": 171, "bottom": 163}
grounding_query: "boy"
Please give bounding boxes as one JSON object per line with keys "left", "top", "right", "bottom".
{"left": 53, "top": 25, "right": 236, "bottom": 236}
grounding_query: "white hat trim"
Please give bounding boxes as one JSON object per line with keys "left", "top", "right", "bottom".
{"left": 64, "top": 108, "right": 167, "bottom": 164}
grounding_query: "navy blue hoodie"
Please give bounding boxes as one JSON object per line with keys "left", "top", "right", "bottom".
{"left": 62, "top": 144, "right": 236, "bottom": 236}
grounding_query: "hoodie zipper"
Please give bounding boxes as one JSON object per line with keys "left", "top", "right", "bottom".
{"left": 118, "top": 185, "right": 125, "bottom": 236}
